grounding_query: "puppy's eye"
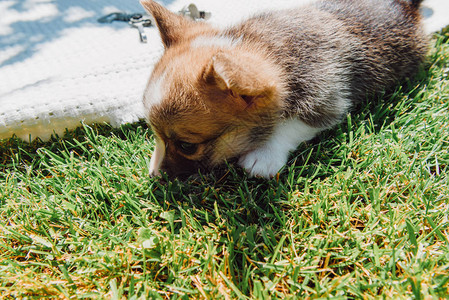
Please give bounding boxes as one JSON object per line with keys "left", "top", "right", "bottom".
{"left": 177, "top": 141, "right": 198, "bottom": 155}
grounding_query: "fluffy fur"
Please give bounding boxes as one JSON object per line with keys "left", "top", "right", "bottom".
{"left": 141, "top": 0, "right": 427, "bottom": 178}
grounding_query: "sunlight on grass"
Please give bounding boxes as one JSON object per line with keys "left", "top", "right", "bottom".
{"left": 1, "top": 28, "right": 448, "bottom": 298}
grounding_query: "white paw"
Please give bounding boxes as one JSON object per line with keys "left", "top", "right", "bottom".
{"left": 238, "top": 146, "right": 288, "bottom": 178}
{"left": 237, "top": 118, "right": 323, "bottom": 178}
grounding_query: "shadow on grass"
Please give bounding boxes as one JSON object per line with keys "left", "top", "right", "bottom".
{"left": 0, "top": 121, "right": 149, "bottom": 172}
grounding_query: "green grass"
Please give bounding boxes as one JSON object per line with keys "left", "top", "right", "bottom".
{"left": 1, "top": 28, "right": 448, "bottom": 299}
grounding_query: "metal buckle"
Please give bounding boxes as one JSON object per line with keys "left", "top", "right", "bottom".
{"left": 178, "top": 4, "right": 211, "bottom": 21}
{"left": 98, "top": 4, "right": 211, "bottom": 43}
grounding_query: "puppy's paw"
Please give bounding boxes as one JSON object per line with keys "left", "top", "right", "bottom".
{"left": 238, "top": 146, "right": 288, "bottom": 178}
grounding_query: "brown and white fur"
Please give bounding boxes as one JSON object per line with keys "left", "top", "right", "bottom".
{"left": 141, "top": 0, "right": 427, "bottom": 178}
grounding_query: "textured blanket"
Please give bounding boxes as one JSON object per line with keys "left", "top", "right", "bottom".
{"left": 0, "top": 0, "right": 447, "bottom": 140}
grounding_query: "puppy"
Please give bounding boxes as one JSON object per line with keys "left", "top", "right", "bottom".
{"left": 141, "top": 0, "right": 427, "bottom": 178}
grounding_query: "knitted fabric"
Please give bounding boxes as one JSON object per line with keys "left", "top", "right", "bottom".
{"left": 0, "top": 0, "right": 447, "bottom": 140}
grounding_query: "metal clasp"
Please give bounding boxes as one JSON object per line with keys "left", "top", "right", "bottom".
{"left": 178, "top": 4, "right": 211, "bottom": 21}
{"left": 129, "top": 15, "right": 153, "bottom": 43}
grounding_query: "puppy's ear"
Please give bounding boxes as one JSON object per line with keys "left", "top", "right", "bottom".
{"left": 203, "top": 51, "right": 282, "bottom": 109}
{"left": 140, "top": 0, "right": 193, "bottom": 48}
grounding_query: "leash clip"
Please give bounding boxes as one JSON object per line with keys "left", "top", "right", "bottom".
{"left": 129, "top": 16, "right": 153, "bottom": 43}
{"left": 178, "top": 4, "right": 211, "bottom": 21}
{"left": 98, "top": 4, "right": 211, "bottom": 44}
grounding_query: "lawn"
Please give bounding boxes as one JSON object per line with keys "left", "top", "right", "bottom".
{"left": 0, "top": 27, "right": 448, "bottom": 299}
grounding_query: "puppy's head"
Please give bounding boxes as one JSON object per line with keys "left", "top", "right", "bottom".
{"left": 141, "top": 0, "right": 285, "bottom": 178}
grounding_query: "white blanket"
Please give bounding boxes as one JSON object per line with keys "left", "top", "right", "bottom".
{"left": 0, "top": 0, "right": 447, "bottom": 140}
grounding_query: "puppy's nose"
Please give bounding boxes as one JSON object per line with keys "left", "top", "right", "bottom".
{"left": 161, "top": 158, "right": 206, "bottom": 180}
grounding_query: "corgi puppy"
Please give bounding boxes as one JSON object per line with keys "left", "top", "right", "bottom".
{"left": 141, "top": 0, "right": 427, "bottom": 178}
